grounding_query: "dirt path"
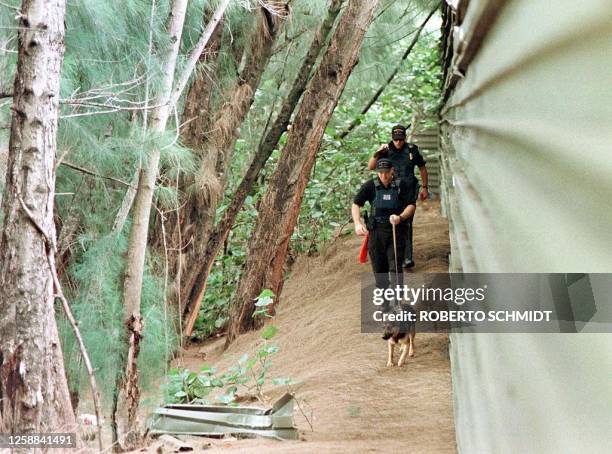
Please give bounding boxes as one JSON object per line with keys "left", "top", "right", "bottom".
{"left": 168, "top": 199, "right": 455, "bottom": 453}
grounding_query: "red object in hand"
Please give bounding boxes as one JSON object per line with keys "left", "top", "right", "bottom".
{"left": 359, "top": 233, "right": 369, "bottom": 263}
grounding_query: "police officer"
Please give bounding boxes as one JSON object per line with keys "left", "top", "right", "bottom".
{"left": 367, "top": 124, "right": 428, "bottom": 269}
{"left": 352, "top": 159, "right": 416, "bottom": 291}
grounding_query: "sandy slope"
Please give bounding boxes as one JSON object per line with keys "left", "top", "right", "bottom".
{"left": 161, "top": 199, "right": 456, "bottom": 453}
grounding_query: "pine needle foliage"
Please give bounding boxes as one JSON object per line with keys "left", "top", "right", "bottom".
{"left": 3, "top": 0, "right": 252, "bottom": 410}
{"left": 60, "top": 231, "right": 177, "bottom": 406}
{"left": 50, "top": 0, "right": 248, "bottom": 409}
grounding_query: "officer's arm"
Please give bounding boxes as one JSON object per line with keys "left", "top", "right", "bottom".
{"left": 368, "top": 144, "right": 389, "bottom": 170}
{"left": 367, "top": 156, "right": 377, "bottom": 170}
{"left": 419, "top": 165, "right": 428, "bottom": 189}
{"left": 399, "top": 204, "right": 416, "bottom": 222}
{"left": 352, "top": 203, "right": 367, "bottom": 236}
{"left": 419, "top": 165, "right": 429, "bottom": 200}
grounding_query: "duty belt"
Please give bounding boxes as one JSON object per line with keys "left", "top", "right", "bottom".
{"left": 374, "top": 217, "right": 392, "bottom": 224}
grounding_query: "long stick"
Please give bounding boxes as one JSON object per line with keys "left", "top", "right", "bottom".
{"left": 59, "top": 161, "right": 134, "bottom": 188}
{"left": 169, "top": 0, "right": 231, "bottom": 106}
{"left": 392, "top": 222, "right": 399, "bottom": 282}
{"left": 50, "top": 255, "right": 104, "bottom": 452}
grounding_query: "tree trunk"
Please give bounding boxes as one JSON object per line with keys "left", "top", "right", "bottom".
{"left": 181, "top": 22, "right": 224, "bottom": 150}
{"left": 112, "top": 0, "right": 189, "bottom": 444}
{"left": 150, "top": 12, "right": 224, "bottom": 308}
{"left": 112, "top": 0, "right": 231, "bottom": 237}
{"left": 0, "top": 0, "right": 76, "bottom": 435}
{"left": 182, "top": 0, "right": 344, "bottom": 337}
{"left": 168, "top": 2, "right": 289, "bottom": 329}
{"left": 113, "top": 0, "right": 229, "bottom": 449}
{"left": 226, "top": 0, "right": 379, "bottom": 345}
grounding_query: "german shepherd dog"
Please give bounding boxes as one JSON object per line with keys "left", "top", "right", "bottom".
{"left": 382, "top": 302, "right": 416, "bottom": 367}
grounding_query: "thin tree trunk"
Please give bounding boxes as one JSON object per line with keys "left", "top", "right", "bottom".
{"left": 112, "top": 0, "right": 158, "bottom": 235}
{"left": 112, "top": 0, "right": 229, "bottom": 449}
{"left": 226, "top": 0, "right": 379, "bottom": 345}
{"left": 112, "top": 0, "right": 189, "bottom": 445}
{"left": 152, "top": 13, "right": 224, "bottom": 290}
{"left": 170, "top": 0, "right": 231, "bottom": 108}
{"left": 180, "top": 20, "right": 224, "bottom": 149}
{"left": 337, "top": 4, "right": 438, "bottom": 139}
{"left": 0, "top": 0, "right": 76, "bottom": 436}
{"left": 182, "top": 0, "right": 344, "bottom": 337}
{"left": 170, "top": 2, "right": 289, "bottom": 328}
{"left": 113, "top": 0, "right": 232, "bottom": 237}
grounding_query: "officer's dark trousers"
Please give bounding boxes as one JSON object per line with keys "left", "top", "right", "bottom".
{"left": 404, "top": 216, "right": 414, "bottom": 262}
{"left": 368, "top": 223, "right": 406, "bottom": 290}
{"left": 402, "top": 183, "right": 419, "bottom": 263}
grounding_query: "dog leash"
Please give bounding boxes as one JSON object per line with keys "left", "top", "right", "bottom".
{"left": 392, "top": 221, "right": 399, "bottom": 283}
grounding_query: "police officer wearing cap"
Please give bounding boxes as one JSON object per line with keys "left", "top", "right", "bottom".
{"left": 367, "top": 124, "right": 428, "bottom": 269}
{"left": 352, "top": 158, "right": 416, "bottom": 291}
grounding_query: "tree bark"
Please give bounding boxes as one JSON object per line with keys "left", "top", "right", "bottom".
{"left": 112, "top": 0, "right": 229, "bottom": 450}
{"left": 150, "top": 12, "right": 224, "bottom": 301}
{"left": 112, "top": 0, "right": 190, "bottom": 445}
{"left": 0, "top": 0, "right": 76, "bottom": 435}
{"left": 226, "top": 0, "right": 379, "bottom": 345}
{"left": 180, "top": 19, "right": 224, "bottom": 150}
{"left": 167, "top": 2, "right": 289, "bottom": 330}
{"left": 182, "top": 0, "right": 344, "bottom": 337}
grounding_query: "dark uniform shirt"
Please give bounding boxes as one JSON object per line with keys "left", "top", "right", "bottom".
{"left": 353, "top": 177, "right": 416, "bottom": 223}
{"left": 385, "top": 141, "right": 426, "bottom": 186}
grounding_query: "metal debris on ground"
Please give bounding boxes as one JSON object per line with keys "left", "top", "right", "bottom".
{"left": 148, "top": 393, "right": 298, "bottom": 441}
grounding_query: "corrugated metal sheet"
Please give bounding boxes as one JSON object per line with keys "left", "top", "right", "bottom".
{"left": 441, "top": 0, "right": 612, "bottom": 272}
{"left": 148, "top": 394, "right": 298, "bottom": 440}
{"left": 412, "top": 124, "right": 441, "bottom": 194}
{"left": 440, "top": 0, "right": 612, "bottom": 452}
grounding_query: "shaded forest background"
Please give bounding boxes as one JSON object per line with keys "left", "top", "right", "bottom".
{"left": 0, "top": 0, "right": 441, "bottom": 444}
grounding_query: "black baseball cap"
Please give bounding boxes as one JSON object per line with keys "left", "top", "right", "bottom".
{"left": 391, "top": 124, "right": 407, "bottom": 140}
{"left": 376, "top": 158, "right": 393, "bottom": 172}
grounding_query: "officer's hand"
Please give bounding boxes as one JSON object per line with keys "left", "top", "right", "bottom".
{"left": 355, "top": 223, "right": 368, "bottom": 236}
{"left": 389, "top": 215, "right": 401, "bottom": 225}
{"left": 419, "top": 188, "right": 429, "bottom": 201}
{"left": 373, "top": 144, "right": 389, "bottom": 159}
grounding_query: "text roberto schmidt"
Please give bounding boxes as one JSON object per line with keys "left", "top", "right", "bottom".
{"left": 370, "top": 285, "right": 553, "bottom": 323}
{"left": 373, "top": 309, "right": 554, "bottom": 323}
